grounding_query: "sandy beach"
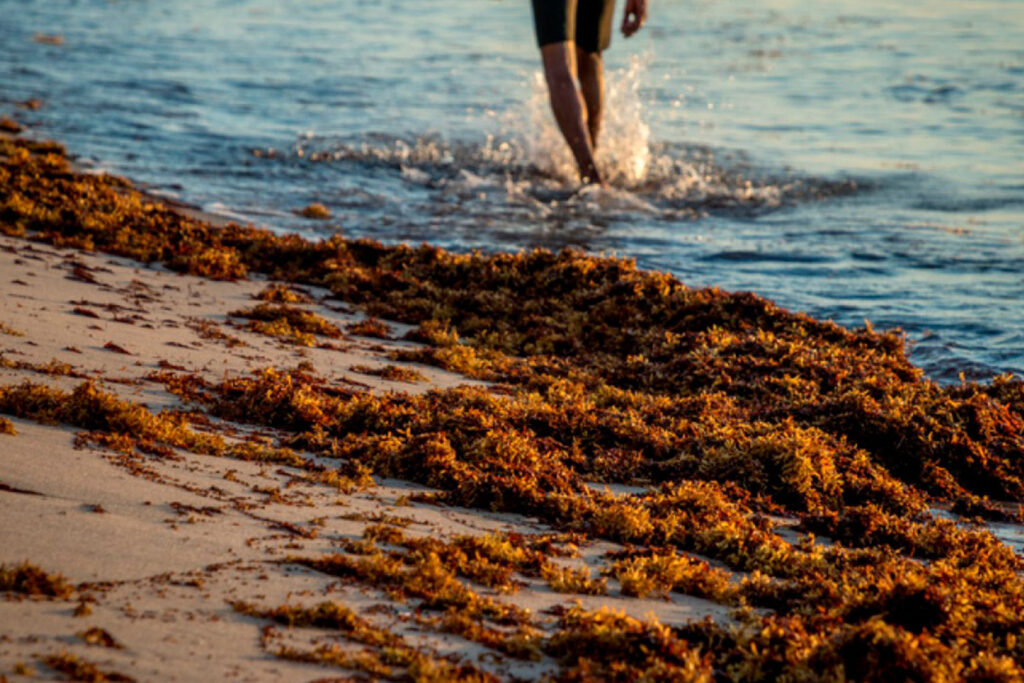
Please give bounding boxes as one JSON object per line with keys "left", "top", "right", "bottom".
{"left": 2, "top": 129, "right": 1024, "bottom": 681}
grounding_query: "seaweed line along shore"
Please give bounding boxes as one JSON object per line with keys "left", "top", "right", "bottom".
{"left": 2, "top": 130, "right": 1024, "bottom": 681}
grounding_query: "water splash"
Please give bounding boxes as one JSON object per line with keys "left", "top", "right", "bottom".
{"left": 594, "top": 55, "right": 652, "bottom": 186}
{"left": 498, "top": 55, "right": 652, "bottom": 187}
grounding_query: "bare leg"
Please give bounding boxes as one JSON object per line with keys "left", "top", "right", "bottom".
{"left": 576, "top": 47, "right": 605, "bottom": 151}
{"left": 540, "top": 42, "right": 603, "bottom": 185}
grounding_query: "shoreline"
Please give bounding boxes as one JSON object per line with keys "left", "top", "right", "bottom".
{"left": 2, "top": 129, "right": 1024, "bottom": 681}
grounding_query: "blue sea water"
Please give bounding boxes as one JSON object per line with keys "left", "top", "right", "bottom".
{"left": 1, "top": 0, "right": 1022, "bottom": 382}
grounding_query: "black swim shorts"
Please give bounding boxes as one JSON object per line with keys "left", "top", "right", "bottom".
{"left": 531, "top": 0, "right": 616, "bottom": 54}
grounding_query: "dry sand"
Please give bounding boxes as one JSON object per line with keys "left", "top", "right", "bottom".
{"left": 0, "top": 233, "right": 734, "bottom": 681}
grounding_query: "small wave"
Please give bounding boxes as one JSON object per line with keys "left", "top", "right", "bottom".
{"left": 703, "top": 250, "right": 833, "bottom": 264}
{"left": 912, "top": 195, "right": 1024, "bottom": 213}
{"left": 888, "top": 78, "right": 965, "bottom": 104}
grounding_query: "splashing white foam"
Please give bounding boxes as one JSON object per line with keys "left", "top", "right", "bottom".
{"left": 496, "top": 55, "right": 653, "bottom": 187}
{"left": 595, "top": 55, "right": 652, "bottom": 186}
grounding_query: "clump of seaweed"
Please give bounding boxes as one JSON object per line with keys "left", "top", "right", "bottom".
{"left": 545, "top": 606, "right": 711, "bottom": 682}
{"left": 233, "top": 600, "right": 398, "bottom": 646}
{"left": 372, "top": 527, "right": 556, "bottom": 594}
{"left": 13, "top": 661, "right": 36, "bottom": 676}
{"left": 0, "top": 321, "right": 25, "bottom": 336}
{"left": 608, "top": 549, "right": 738, "bottom": 604}
{"left": 347, "top": 318, "right": 393, "bottom": 339}
{"left": 0, "top": 416, "right": 15, "bottom": 435}
{"left": 255, "top": 283, "right": 313, "bottom": 304}
{"left": 350, "top": 363, "right": 427, "bottom": 383}
{"left": 230, "top": 303, "right": 342, "bottom": 346}
{"left": 295, "top": 202, "right": 331, "bottom": 219}
{"left": 0, "top": 379, "right": 313, "bottom": 472}
{"left": 1, "top": 353, "right": 89, "bottom": 378}
{"left": 0, "top": 561, "right": 74, "bottom": 598}
{"left": 233, "top": 600, "right": 498, "bottom": 681}
{"left": 78, "top": 627, "right": 122, "bottom": 649}
{"left": 291, "top": 550, "right": 531, "bottom": 626}
{"left": 40, "top": 651, "right": 134, "bottom": 682}
{"left": 427, "top": 611, "right": 543, "bottom": 662}
{"left": 185, "top": 317, "right": 245, "bottom": 348}
{"left": 33, "top": 33, "right": 65, "bottom": 46}
{"left": 0, "top": 116, "right": 22, "bottom": 133}
{"left": 541, "top": 564, "right": 608, "bottom": 596}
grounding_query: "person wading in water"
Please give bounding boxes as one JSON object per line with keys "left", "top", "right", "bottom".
{"left": 531, "top": 0, "right": 648, "bottom": 186}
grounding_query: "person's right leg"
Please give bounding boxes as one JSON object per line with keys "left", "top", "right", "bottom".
{"left": 540, "top": 42, "right": 602, "bottom": 184}
{"left": 574, "top": 0, "right": 615, "bottom": 152}
{"left": 575, "top": 47, "right": 604, "bottom": 150}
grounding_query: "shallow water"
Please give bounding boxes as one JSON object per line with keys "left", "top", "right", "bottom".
{"left": 1, "top": 0, "right": 1022, "bottom": 381}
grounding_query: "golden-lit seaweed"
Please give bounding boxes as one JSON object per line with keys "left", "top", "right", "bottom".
{"left": 545, "top": 606, "right": 711, "bottom": 682}
{"left": 541, "top": 563, "right": 608, "bottom": 596}
{"left": 286, "top": 534, "right": 740, "bottom": 675}
{"left": 295, "top": 202, "right": 331, "bottom": 220}
{"left": 40, "top": 651, "right": 134, "bottom": 682}
{"left": 0, "top": 321, "right": 25, "bottom": 336}
{"left": 0, "top": 379, "right": 311, "bottom": 470}
{"left": 350, "top": 363, "right": 427, "bottom": 383}
{"left": 0, "top": 416, "right": 15, "bottom": 435}
{"left": 203, "top": 368, "right": 811, "bottom": 574}
{"left": 184, "top": 317, "right": 246, "bottom": 348}
{"left": 230, "top": 303, "right": 342, "bottom": 346}
{"left": 0, "top": 116, "right": 22, "bottom": 133}
{"left": 608, "top": 549, "right": 738, "bottom": 604}
{"left": 233, "top": 600, "right": 398, "bottom": 647}
{"left": 234, "top": 599, "right": 501, "bottom": 681}
{"left": 156, "top": 364, "right": 1024, "bottom": 678}
{"left": 427, "top": 611, "right": 543, "bottom": 662}
{"left": 0, "top": 561, "right": 74, "bottom": 598}
{"left": 78, "top": 627, "right": 122, "bottom": 649}
{"left": 255, "top": 282, "right": 313, "bottom": 304}
{"left": 291, "top": 550, "right": 531, "bottom": 626}
{"left": 1, "top": 353, "right": 88, "bottom": 378}
{"left": 347, "top": 317, "right": 393, "bottom": 339}
{"left": 367, "top": 527, "right": 580, "bottom": 595}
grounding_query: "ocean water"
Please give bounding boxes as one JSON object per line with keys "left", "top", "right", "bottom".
{"left": 1, "top": 0, "right": 1022, "bottom": 382}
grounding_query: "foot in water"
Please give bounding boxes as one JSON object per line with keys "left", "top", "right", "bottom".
{"left": 570, "top": 181, "right": 657, "bottom": 212}
{"left": 571, "top": 179, "right": 610, "bottom": 198}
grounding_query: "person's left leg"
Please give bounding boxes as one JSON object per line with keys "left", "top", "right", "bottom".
{"left": 574, "top": 0, "right": 615, "bottom": 151}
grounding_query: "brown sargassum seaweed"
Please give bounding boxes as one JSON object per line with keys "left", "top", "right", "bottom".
{"left": 3, "top": 134, "right": 1024, "bottom": 680}
{"left": 0, "top": 561, "right": 74, "bottom": 599}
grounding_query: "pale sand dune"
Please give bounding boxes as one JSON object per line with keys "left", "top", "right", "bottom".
{"left": 0, "top": 234, "right": 734, "bottom": 681}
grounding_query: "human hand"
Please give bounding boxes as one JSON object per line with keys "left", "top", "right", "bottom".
{"left": 621, "top": 0, "right": 647, "bottom": 37}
